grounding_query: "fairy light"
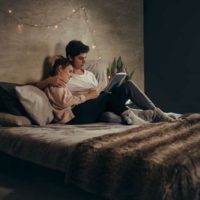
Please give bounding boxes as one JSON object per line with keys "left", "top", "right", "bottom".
{"left": 17, "top": 24, "right": 23, "bottom": 33}
{"left": 0, "top": 6, "right": 102, "bottom": 59}
{"left": 1, "top": 6, "right": 85, "bottom": 28}
{"left": 82, "top": 7, "right": 102, "bottom": 59}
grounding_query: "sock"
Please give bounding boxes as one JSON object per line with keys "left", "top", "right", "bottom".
{"left": 121, "top": 109, "right": 149, "bottom": 125}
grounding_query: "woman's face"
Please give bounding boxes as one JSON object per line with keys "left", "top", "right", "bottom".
{"left": 58, "top": 64, "right": 73, "bottom": 83}
{"left": 71, "top": 53, "right": 87, "bottom": 70}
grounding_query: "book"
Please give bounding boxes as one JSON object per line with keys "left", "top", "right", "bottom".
{"left": 104, "top": 72, "right": 127, "bottom": 92}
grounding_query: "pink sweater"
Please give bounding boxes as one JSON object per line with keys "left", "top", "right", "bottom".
{"left": 45, "top": 86, "right": 86, "bottom": 124}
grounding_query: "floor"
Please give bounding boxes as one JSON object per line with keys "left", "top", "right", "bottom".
{"left": 0, "top": 153, "right": 105, "bottom": 200}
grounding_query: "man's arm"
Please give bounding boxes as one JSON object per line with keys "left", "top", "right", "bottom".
{"left": 34, "top": 75, "right": 67, "bottom": 90}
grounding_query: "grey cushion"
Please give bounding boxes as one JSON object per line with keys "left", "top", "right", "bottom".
{"left": 15, "top": 85, "right": 54, "bottom": 126}
{"left": 0, "top": 112, "right": 31, "bottom": 126}
{"left": 100, "top": 112, "right": 122, "bottom": 123}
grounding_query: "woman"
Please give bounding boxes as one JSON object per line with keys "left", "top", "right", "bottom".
{"left": 44, "top": 57, "right": 98, "bottom": 124}
{"left": 36, "top": 40, "right": 174, "bottom": 124}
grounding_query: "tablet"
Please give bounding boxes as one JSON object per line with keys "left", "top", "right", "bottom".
{"left": 104, "top": 72, "right": 127, "bottom": 92}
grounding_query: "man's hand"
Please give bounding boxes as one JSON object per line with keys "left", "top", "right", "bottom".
{"left": 47, "top": 75, "right": 67, "bottom": 88}
{"left": 35, "top": 75, "right": 67, "bottom": 89}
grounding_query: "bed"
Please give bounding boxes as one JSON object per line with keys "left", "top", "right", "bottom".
{"left": 0, "top": 114, "right": 200, "bottom": 200}
{"left": 0, "top": 60, "right": 200, "bottom": 200}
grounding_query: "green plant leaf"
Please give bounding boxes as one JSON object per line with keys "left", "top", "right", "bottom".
{"left": 111, "top": 58, "right": 117, "bottom": 76}
{"left": 129, "top": 70, "right": 134, "bottom": 80}
{"left": 109, "top": 57, "right": 135, "bottom": 80}
{"left": 117, "top": 56, "right": 123, "bottom": 72}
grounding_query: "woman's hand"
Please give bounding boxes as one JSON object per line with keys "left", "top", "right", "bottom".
{"left": 84, "top": 90, "right": 99, "bottom": 100}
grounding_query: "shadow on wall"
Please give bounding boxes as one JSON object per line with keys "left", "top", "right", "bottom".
{"left": 41, "top": 42, "right": 66, "bottom": 80}
{"left": 41, "top": 56, "right": 53, "bottom": 80}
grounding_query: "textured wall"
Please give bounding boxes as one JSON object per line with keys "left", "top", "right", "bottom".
{"left": 0, "top": 0, "right": 144, "bottom": 89}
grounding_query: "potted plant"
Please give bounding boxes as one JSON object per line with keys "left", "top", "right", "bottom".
{"left": 107, "top": 56, "right": 134, "bottom": 81}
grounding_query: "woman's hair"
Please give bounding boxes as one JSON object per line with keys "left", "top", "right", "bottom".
{"left": 51, "top": 57, "right": 72, "bottom": 76}
{"left": 65, "top": 40, "right": 90, "bottom": 59}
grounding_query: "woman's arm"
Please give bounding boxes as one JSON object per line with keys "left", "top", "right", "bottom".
{"left": 46, "top": 87, "right": 98, "bottom": 109}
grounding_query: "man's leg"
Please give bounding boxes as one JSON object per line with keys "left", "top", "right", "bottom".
{"left": 107, "top": 81, "right": 174, "bottom": 123}
{"left": 125, "top": 80, "right": 156, "bottom": 110}
{"left": 106, "top": 80, "right": 155, "bottom": 114}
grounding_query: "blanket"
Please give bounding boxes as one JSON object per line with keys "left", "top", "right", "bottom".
{"left": 66, "top": 114, "right": 200, "bottom": 200}
{"left": 0, "top": 123, "right": 137, "bottom": 171}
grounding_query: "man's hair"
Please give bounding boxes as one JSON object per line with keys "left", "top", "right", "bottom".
{"left": 51, "top": 57, "right": 71, "bottom": 76}
{"left": 65, "top": 40, "right": 90, "bottom": 59}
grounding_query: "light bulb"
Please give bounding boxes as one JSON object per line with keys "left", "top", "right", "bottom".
{"left": 54, "top": 25, "right": 58, "bottom": 29}
{"left": 8, "top": 10, "right": 12, "bottom": 14}
{"left": 17, "top": 24, "right": 23, "bottom": 33}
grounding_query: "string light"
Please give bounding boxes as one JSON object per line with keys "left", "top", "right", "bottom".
{"left": 17, "top": 24, "right": 23, "bottom": 33}
{"left": 0, "top": 6, "right": 102, "bottom": 59}
{"left": 0, "top": 6, "right": 81, "bottom": 28}
{"left": 82, "top": 7, "right": 101, "bottom": 59}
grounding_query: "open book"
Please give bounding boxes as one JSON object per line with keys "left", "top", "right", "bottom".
{"left": 104, "top": 72, "right": 127, "bottom": 92}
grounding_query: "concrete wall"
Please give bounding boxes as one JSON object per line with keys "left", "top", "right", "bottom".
{"left": 0, "top": 0, "right": 144, "bottom": 89}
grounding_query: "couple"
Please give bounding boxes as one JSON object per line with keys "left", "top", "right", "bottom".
{"left": 36, "top": 40, "right": 174, "bottom": 125}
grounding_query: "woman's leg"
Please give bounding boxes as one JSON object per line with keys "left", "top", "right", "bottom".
{"left": 69, "top": 92, "right": 109, "bottom": 124}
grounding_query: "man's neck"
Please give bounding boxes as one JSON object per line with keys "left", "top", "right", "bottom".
{"left": 73, "top": 68, "right": 84, "bottom": 75}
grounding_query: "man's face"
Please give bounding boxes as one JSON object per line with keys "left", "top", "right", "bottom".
{"left": 71, "top": 53, "right": 87, "bottom": 69}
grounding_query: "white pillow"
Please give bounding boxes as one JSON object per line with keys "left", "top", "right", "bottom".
{"left": 85, "top": 60, "right": 108, "bottom": 92}
{"left": 15, "top": 85, "right": 53, "bottom": 126}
